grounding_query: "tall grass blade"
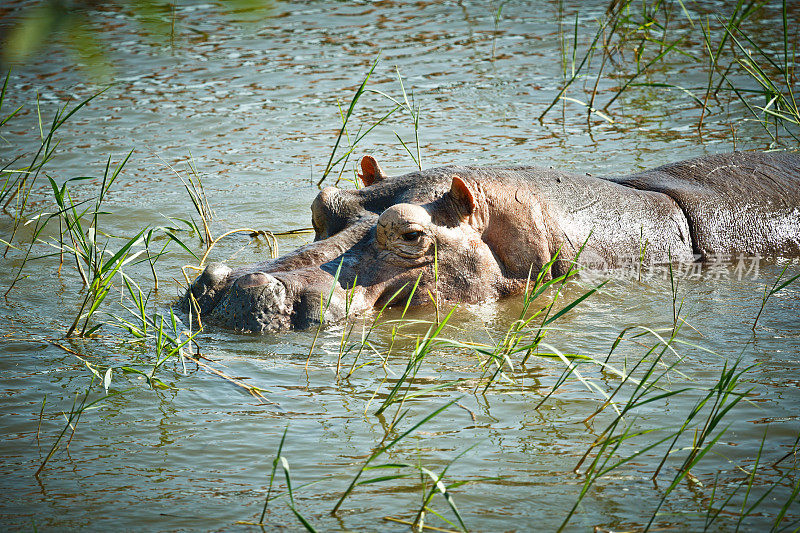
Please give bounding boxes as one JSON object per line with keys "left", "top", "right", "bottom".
{"left": 332, "top": 399, "right": 458, "bottom": 514}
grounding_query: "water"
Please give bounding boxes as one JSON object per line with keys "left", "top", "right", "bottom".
{"left": 1, "top": 1, "right": 799, "bottom": 530}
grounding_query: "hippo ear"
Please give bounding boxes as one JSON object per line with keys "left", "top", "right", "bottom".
{"left": 359, "top": 155, "right": 388, "bottom": 187}
{"left": 449, "top": 176, "right": 476, "bottom": 218}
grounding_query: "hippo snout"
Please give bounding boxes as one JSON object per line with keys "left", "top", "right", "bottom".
{"left": 182, "top": 261, "right": 358, "bottom": 333}
{"left": 212, "top": 272, "right": 293, "bottom": 332}
{"left": 182, "top": 264, "right": 291, "bottom": 332}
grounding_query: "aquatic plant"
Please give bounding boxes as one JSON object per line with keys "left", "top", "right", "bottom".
{"left": 539, "top": 0, "right": 799, "bottom": 146}
{"left": 0, "top": 73, "right": 103, "bottom": 258}
{"left": 332, "top": 399, "right": 469, "bottom": 532}
{"left": 752, "top": 263, "right": 800, "bottom": 330}
{"left": 45, "top": 153, "right": 148, "bottom": 337}
{"left": 34, "top": 374, "right": 131, "bottom": 477}
{"left": 317, "top": 55, "right": 425, "bottom": 187}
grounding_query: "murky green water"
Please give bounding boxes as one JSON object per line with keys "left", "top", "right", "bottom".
{"left": 1, "top": 1, "right": 799, "bottom": 531}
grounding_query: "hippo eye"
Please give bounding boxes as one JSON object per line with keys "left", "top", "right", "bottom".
{"left": 401, "top": 230, "right": 422, "bottom": 242}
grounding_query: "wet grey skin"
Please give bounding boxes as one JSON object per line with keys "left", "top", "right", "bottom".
{"left": 181, "top": 151, "right": 800, "bottom": 333}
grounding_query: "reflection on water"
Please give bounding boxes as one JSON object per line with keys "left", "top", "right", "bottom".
{"left": 1, "top": 1, "right": 799, "bottom": 531}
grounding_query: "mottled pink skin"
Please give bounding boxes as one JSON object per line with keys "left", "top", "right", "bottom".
{"left": 182, "top": 151, "right": 800, "bottom": 332}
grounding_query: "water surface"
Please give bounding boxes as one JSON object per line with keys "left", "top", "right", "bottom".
{"left": 1, "top": 1, "right": 799, "bottom": 531}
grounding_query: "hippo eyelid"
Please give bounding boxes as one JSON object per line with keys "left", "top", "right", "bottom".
{"left": 401, "top": 230, "right": 423, "bottom": 242}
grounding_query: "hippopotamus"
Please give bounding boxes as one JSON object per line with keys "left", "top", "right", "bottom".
{"left": 181, "top": 151, "right": 800, "bottom": 332}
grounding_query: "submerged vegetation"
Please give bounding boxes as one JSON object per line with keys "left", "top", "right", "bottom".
{"left": 1, "top": 0, "right": 799, "bottom": 531}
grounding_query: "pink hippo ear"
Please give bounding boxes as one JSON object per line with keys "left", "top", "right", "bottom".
{"left": 358, "top": 155, "right": 388, "bottom": 187}
{"left": 449, "top": 175, "right": 477, "bottom": 218}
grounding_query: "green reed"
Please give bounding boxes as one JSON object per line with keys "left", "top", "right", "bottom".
{"left": 461, "top": 254, "right": 607, "bottom": 394}
{"left": 643, "top": 360, "right": 754, "bottom": 531}
{"left": 35, "top": 374, "right": 132, "bottom": 477}
{"left": 0, "top": 75, "right": 104, "bottom": 249}
{"left": 410, "top": 443, "right": 477, "bottom": 532}
{"left": 697, "top": 1, "right": 763, "bottom": 129}
{"left": 369, "top": 67, "right": 424, "bottom": 171}
{"left": 491, "top": 1, "right": 507, "bottom": 61}
{"left": 1, "top": 75, "right": 104, "bottom": 296}
{"left": 259, "top": 425, "right": 289, "bottom": 522}
{"left": 541, "top": 0, "right": 685, "bottom": 122}
{"left": 540, "top": 8, "right": 608, "bottom": 121}
{"left": 242, "top": 261, "right": 799, "bottom": 531}
{"left": 158, "top": 152, "right": 214, "bottom": 250}
{"left": 247, "top": 402, "right": 471, "bottom": 531}
{"left": 374, "top": 307, "right": 459, "bottom": 417}
{"left": 0, "top": 76, "right": 228, "bottom": 386}
{"left": 715, "top": 1, "right": 799, "bottom": 144}
{"left": 276, "top": 454, "right": 317, "bottom": 532}
{"left": 301, "top": 249, "right": 796, "bottom": 531}
{"left": 545, "top": 275, "right": 796, "bottom": 533}
{"left": 540, "top": 0, "right": 800, "bottom": 145}
{"left": 306, "top": 257, "right": 344, "bottom": 370}
{"left": 331, "top": 244, "right": 615, "bottom": 427}
{"left": 0, "top": 79, "right": 194, "bottom": 336}
{"left": 332, "top": 399, "right": 467, "bottom": 529}
{"left": 43, "top": 152, "right": 152, "bottom": 337}
{"left": 317, "top": 55, "right": 394, "bottom": 187}
{"left": 753, "top": 263, "right": 800, "bottom": 330}
{"left": 342, "top": 281, "right": 416, "bottom": 379}
{"left": 317, "top": 56, "right": 427, "bottom": 188}
{"left": 335, "top": 275, "right": 359, "bottom": 379}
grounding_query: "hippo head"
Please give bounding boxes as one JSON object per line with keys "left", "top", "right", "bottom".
{"left": 182, "top": 156, "right": 553, "bottom": 332}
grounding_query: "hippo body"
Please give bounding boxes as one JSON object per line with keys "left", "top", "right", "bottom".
{"left": 182, "top": 151, "right": 800, "bottom": 332}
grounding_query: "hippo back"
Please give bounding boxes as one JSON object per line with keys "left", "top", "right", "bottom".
{"left": 607, "top": 151, "right": 800, "bottom": 257}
